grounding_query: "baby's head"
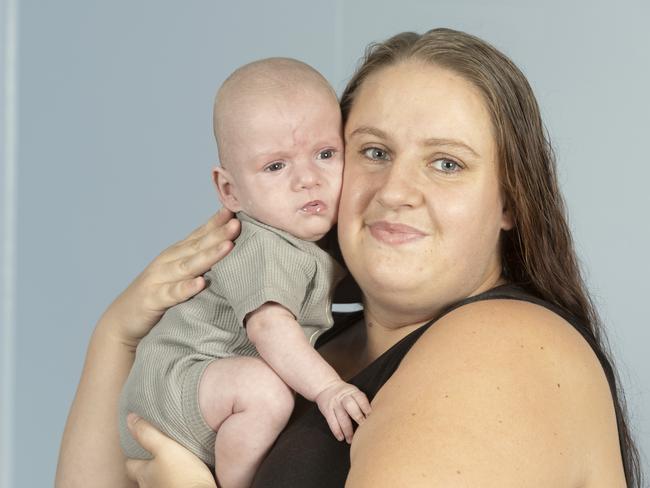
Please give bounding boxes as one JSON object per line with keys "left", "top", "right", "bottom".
{"left": 212, "top": 58, "right": 344, "bottom": 242}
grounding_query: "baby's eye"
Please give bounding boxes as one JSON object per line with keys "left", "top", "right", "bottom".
{"left": 317, "top": 149, "right": 335, "bottom": 160}
{"left": 431, "top": 158, "right": 461, "bottom": 173}
{"left": 362, "top": 147, "right": 390, "bottom": 161}
{"left": 264, "top": 161, "right": 286, "bottom": 172}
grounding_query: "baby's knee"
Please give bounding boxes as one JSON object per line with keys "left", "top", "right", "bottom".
{"left": 199, "top": 357, "right": 294, "bottom": 427}
{"left": 248, "top": 363, "right": 294, "bottom": 426}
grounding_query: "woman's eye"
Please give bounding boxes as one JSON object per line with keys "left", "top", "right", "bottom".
{"left": 362, "top": 147, "right": 390, "bottom": 161}
{"left": 264, "top": 161, "right": 286, "bottom": 172}
{"left": 317, "top": 149, "right": 334, "bottom": 160}
{"left": 432, "top": 158, "right": 461, "bottom": 172}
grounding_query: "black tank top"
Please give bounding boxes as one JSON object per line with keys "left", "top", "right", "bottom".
{"left": 251, "top": 283, "right": 597, "bottom": 487}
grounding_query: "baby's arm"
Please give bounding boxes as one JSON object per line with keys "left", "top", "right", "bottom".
{"left": 246, "top": 302, "right": 371, "bottom": 443}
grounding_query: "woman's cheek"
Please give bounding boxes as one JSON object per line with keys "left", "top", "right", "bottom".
{"left": 343, "top": 165, "right": 378, "bottom": 212}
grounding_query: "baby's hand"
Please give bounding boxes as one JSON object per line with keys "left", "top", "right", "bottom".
{"left": 315, "top": 381, "right": 372, "bottom": 444}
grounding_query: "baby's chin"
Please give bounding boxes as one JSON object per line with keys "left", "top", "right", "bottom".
{"left": 255, "top": 213, "right": 335, "bottom": 241}
{"left": 289, "top": 226, "right": 331, "bottom": 242}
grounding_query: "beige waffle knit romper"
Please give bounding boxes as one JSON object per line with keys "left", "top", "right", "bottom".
{"left": 118, "top": 212, "right": 345, "bottom": 466}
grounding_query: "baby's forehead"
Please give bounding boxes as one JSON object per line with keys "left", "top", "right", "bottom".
{"left": 214, "top": 58, "right": 340, "bottom": 168}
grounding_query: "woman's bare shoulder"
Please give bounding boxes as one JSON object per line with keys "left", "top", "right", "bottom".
{"left": 346, "top": 299, "right": 626, "bottom": 488}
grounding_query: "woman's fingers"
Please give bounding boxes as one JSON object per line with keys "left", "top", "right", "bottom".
{"left": 162, "top": 276, "right": 207, "bottom": 307}
{"left": 145, "top": 219, "right": 238, "bottom": 310}
{"left": 124, "top": 413, "right": 217, "bottom": 488}
{"left": 186, "top": 207, "right": 235, "bottom": 240}
{"left": 127, "top": 413, "right": 165, "bottom": 454}
{"left": 155, "top": 241, "right": 233, "bottom": 306}
{"left": 171, "top": 213, "right": 240, "bottom": 262}
{"left": 125, "top": 458, "right": 147, "bottom": 483}
{"left": 105, "top": 211, "right": 239, "bottom": 345}
{"left": 172, "top": 240, "right": 234, "bottom": 281}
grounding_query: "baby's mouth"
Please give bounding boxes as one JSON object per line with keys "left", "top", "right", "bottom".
{"left": 300, "top": 200, "right": 327, "bottom": 214}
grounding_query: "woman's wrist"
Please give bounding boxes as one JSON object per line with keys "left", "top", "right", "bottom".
{"left": 99, "top": 273, "right": 165, "bottom": 349}
{"left": 95, "top": 295, "right": 143, "bottom": 352}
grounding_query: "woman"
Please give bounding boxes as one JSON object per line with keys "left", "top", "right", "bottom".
{"left": 56, "top": 28, "right": 642, "bottom": 487}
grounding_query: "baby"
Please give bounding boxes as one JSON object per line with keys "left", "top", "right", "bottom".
{"left": 119, "top": 58, "right": 371, "bottom": 488}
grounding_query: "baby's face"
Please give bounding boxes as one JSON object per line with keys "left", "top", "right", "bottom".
{"left": 220, "top": 91, "right": 343, "bottom": 241}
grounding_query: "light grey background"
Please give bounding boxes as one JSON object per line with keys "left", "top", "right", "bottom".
{"left": 1, "top": 1, "right": 648, "bottom": 487}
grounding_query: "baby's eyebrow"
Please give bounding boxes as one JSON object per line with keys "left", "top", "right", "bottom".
{"left": 250, "top": 149, "right": 287, "bottom": 161}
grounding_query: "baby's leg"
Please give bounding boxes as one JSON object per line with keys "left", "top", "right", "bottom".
{"left": 198, "top": 356, "right": 294, "bottom": 488}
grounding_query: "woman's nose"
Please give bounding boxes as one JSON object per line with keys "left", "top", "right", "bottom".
{"left": 375, "top": 160, "right": 422, "bottom": 209}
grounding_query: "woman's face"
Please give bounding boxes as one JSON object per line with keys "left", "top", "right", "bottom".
{"left": 338, "top": 61, "right": 513, "bottom": 323}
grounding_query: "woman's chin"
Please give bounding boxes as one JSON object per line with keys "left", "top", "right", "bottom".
{"left": 358, "top": 267, "right": 431, "bottom": 299}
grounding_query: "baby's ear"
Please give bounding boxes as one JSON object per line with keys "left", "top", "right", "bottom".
{"left": 212, "top": 166, "right": 242, "bottom": 212}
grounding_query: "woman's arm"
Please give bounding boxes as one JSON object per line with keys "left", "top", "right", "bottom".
{"left": 346, "top": 299, "right": 626, "bottom": 487}
{"left": 55, "top": 209, "right": 239, "bottom": 488}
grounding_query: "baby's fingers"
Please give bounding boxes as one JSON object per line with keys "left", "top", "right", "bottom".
{"left": 334, "top": 405, "right": 355, "bottom": 444}
{"left": 323, "top": 408, "right": 345, "bottom": 443}
{"left": 341, "top": 396, "right": 367, "bottom": 426}
{"left": 354, "top": 390, "right": 372, "bottom": 418}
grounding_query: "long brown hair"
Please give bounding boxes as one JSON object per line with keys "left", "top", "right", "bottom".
{"left": 340, "top": 28, "right": 641, "bottom": 487}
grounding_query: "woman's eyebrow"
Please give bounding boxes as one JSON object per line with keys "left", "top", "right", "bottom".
{"left": 346, "top": 126, "right": 390, "bottom": 142}
{"left": 422, "top": 137, "right": 480, "bottom": 157}
{"left": 346, "top": 126, "right": 479, "bottom": 158}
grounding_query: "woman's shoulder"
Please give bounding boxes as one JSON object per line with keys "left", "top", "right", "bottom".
{"left": 408, "top": 299, "right": 612, "bottom": 408}
{"left": 347, "top": 298, "right": 626, "bottom": 487}
{"left": 416, "top": 297, "right": 600, "bottom": 371}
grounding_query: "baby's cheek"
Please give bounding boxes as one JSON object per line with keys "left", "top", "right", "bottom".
{"left": 244, "top": 197, "right": 263, "bottom": 215}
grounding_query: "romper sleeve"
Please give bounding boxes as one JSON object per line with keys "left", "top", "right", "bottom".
{"left": 212, "top": 229, "right": 314, "bottom": 326}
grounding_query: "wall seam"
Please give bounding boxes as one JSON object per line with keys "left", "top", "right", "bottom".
{"left": 2, "top": 0, "right": 18, "bottom": 487}
{"left": 334, "top": 0, "right": 344, "bottom": 94}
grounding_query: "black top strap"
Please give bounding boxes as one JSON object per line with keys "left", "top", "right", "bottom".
{"left": 251, "top": 283, "right": 596, "bottom": 487}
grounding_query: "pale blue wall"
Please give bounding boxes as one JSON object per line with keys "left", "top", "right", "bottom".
{"left": 2, "top": 1, "right": 648, "bottom": 486}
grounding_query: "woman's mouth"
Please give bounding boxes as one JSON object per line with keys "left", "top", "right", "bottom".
{"left": 300, "top": 200, "right": 327, "bottom": 214}
{"left": 367, "top": 220, "right": 428, "bottom": 245}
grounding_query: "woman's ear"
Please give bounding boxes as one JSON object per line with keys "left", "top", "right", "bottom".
{"left": 212, "top": 166, "right": 242, "bottom": 212}
{"left": 501, "top": 200, "right": 514, "bottom": 231}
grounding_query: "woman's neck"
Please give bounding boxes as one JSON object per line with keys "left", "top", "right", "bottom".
{"left": 360, "top": 274, "right": 508, "bottom": 361}
{"left": 361, "top": 302, "right": 433, "bottom": 362}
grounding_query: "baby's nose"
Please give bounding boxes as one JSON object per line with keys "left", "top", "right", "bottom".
{"left": 293, "top": 166, "right": 320, "bottom": 190}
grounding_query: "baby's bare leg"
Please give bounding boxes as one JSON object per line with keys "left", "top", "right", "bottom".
{"left": 198, "top": 356, "right": 294, "bottom": 488}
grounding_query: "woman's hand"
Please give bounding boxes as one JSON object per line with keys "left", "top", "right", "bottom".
{"left": 106, "top": 208, "right": 240, "bottom": 348}
{"left": 56, "top": 209, "right": 239, "bottom": 488}
{"left": 125, "top": 414, "right": 217, "bottom": 488}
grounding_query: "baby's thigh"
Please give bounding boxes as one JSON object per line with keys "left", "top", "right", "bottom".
{"left": 198, "top": 356, "right": 294, "bottom": 431}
